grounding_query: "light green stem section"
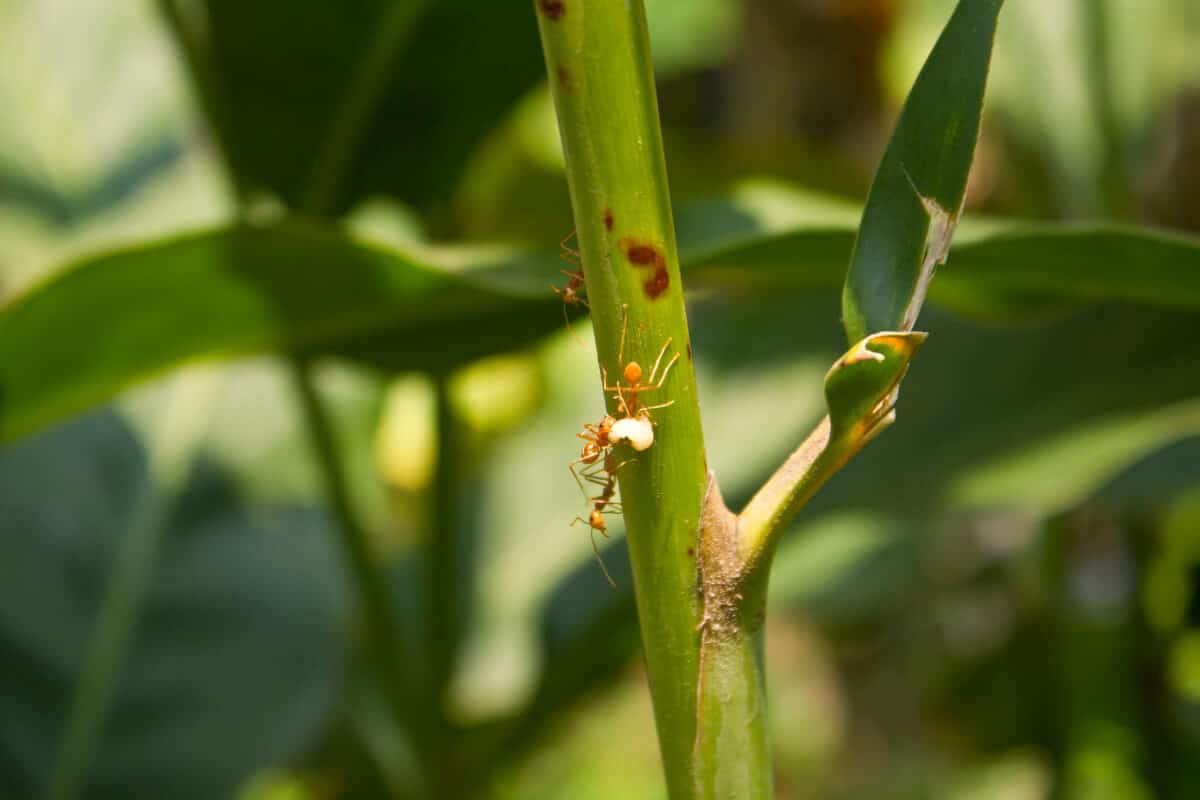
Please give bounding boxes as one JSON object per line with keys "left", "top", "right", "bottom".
{"left": 429, "top": 375, "right": 465, "bottom": 704}
{"left": 737, "top": 332, "right": 925, "bottom": 621}
{"left": 534, "top": 2, "right": 716, "bottom": 796}
{"left": 738, "top": 417, "right": 853, "bottom": 604}
{"left": 694, "top": 634, "right": 772, "bottom": 799}
{"left": 48, "top": 371, "right": 221, "bottom": 800}
{"left": 288, "top": 360, "right": 412, "bottom": 731}
{"left": 286, "top": 0, "right": 427, "bottom": 766}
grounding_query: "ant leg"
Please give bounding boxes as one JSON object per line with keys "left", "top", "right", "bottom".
{"left": 616, "top": 386, "right": 632, "bottom": 417}
{"left": 649, "top": 353, "right": 680, "bottom": 390}
{"left": 580, "top": 474, "right": 612, "bottom": 491}
{"left": 601, "top": 367, "right": 633, "bottom": 417}
{"left": 569, "top": 456, "right": 609, "bottom": 498}
{"left": 562, "top": 301, "right": 585, "bottom": 348}
{"left": 568, "top": 462, "right": 592, "bottom": 499}
{"left": 607, "top": 457, "right": 636, "bottom": 474}
{"left": 646, "top": 337, "right": 673, "bottom": 385}
{"left": 570, "top": 514, "right": 607, "bottom": 534}
{"left": 591, "top": 530, "right": 617, "bottom": 588}
{"left": 601, "top": 366, "right": 626, "bottom": 395}
{"left": 640, "top": 399, "right": 675, "bottom": 412}
{"left": 560, "top": 230, "right": 580, "bottom": 265}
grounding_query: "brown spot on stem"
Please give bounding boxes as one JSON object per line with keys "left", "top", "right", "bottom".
{"left": 623, "top": 243, "right": 662, "bottom": 267}
{"left": 603, "top": 207, "right": 614, "bottom": 231}
{"left": 644, "top": 266, "right": 669, "bottom": 298}
{"left": 555, "top": 65, "right": 573, "bottom": 91}
{"left": 686, "top": 546, "right": 695, "bottom": 558}
{"left": 686, "top": 341, "right": 693, "bottom": 360}
{"left": 617, "top": 237, "right": 671, "bottom": 300}
{"left": 538, "top": 0, "right": 566, "bottom": 20}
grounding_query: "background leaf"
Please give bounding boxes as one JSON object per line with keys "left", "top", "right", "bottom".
{"left": 0, "top": 412, "right": 347, "bottom": 798}
{"left": 0, "top": 221, "right": 561, "bottom": 444}
{"left": 5, "top": 207, "right": 1200, "bottom": 448}
{"left": 190, "top": 0, "right": 544, "bottom": 215}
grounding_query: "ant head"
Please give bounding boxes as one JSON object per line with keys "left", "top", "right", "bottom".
{"left": 599, "top": 414, "right": 617, "bottom": 431}
{"left": 580, "top": 441, "right": 601, "bottom": 463}
{"left": 590, "top": 509, "right": 606, "bottom": 531}
{"left": 623, "top": 362, "right": 643, "bottom": 384}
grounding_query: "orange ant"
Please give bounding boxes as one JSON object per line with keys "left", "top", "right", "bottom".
{"left": 568, "top": 413, "right": 616, "bottom": 472}
{"left": 564, "top": 307, "right": 680, "bottom": 585}
{"left": 599, "top": 305, "right": 680, "bottom": 449}
{"left": 551, "top": 231, "right": 588, "bottom": 344}
{"left": 570, "top": 449, "right": 630, "bottom": 587}
{"left": 567, "top": 413, "right": 636, "bottom": 587}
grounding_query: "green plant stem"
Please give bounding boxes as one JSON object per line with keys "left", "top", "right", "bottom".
{"left": 733, "top": 417, "right": 871, "bottom": 628}
{"left": 736, "top": 330, "right": 924, "bottom": 612}
{"left": 283, "top": 1, "right": 430, "bottom": 768}
{"left": 48, "top": 371, "right": 220, "bottom": 800}
{"left": 301, "top": 0, "right": 430, "bottom": 215}
{"left": 288, "top": 360, "right": 411, "bottom": 732}
{"left": 429, "top": 375, "right": 466, "bottom": 705}
{"left": 739, "top": 418, "right": 835, "bottom": 563}
{"left": 693, "top": 478, "right": 773, "bottom": 799}
{"left": 535, "top": 3, "right": 725, "bottom": 796}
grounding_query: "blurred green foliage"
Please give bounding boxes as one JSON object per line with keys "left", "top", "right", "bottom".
{"left": 1, "top": 0, "right": 1199, "bottom": 798}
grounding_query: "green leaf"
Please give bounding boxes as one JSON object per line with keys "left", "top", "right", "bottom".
{"left": 841, "top": 0, "right": 1004, "bottom": 342}
{"left": 0, "top": 220, "right": 561, "bottom": 445}
{"left": 0, "top": 412, "right": 346, "bottom": 798}
{"left": 5, "top": 206, "right": 1200, "bottom": 450}
{"left": 181, "top": 0, "right": 545, "bottom": 213}
{"left": 1086, "top": 434, "right": 1200, "bottom": 511}
{"left": 684, "top": 216, "right": 1200, "bottom": 320}
{"left": 939, "top": 224, "right": 1200, "bottom": 311}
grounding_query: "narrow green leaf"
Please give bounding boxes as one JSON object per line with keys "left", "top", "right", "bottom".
{"left": 0, "top": 221, "right": 560, "bottom": 445}
{"left": 841, "top": 0, "right": 1004, "bottom": 342}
